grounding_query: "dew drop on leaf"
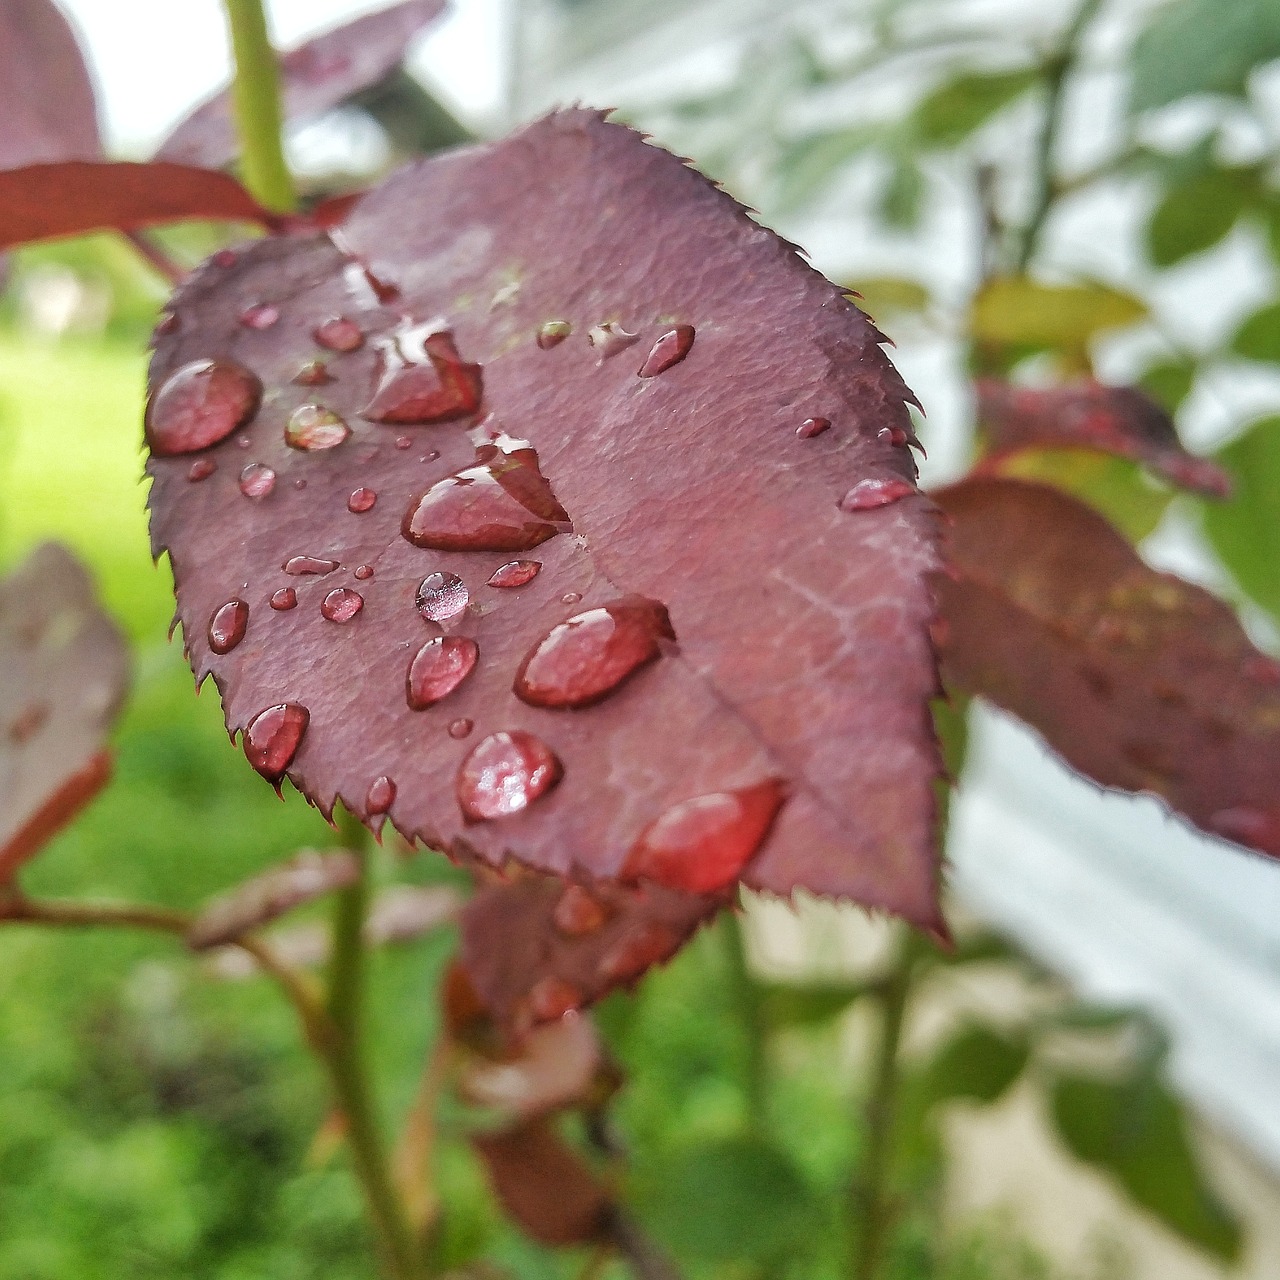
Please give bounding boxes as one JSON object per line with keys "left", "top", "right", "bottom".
{"left": 293, "top": 359, "right": 332, "bottom": 386}
{"left": 362, "top": 327, "right": 483, "bottom": 424}
{"left": 407, "top": 635, "right": 479, "bottom": 709}
{"left": 395, "top": 436, "right": 412, "bottom": 450}
{"left": 208, "top": 599, "right": 249, "bottom": 654}
{"left": 456, "top": 730, "right": 562, "bottom": 821}
{"left": 321, "top": 587, "right": 363, "bottom": 623}
{"left": 314, "top": 316, "right": 364, "bottom": 352}
{"left": 599, "top": 922, "right": 679, "bottom": 984}
{"left": 552, "top": 884, "right": 608, "bottom": 937}
{"left": 243, "top": 703, "right": 309, "bottom": 784}
{"left": 561, "top": 592, "right": 581, "bottom": 605}
{"left": 283, "top": 556, "right": 339, "bottom": 576}
{"left": 796, "top": 416, "right": 831, "bottom": 439}
{"left": 527, "top": 976, "right": 582, "bottom": 1021}
{"left": 366, "top": 774, "right": 396, "bottom": 815}
{"left": 286, "top": 404, "right": 351, "bottom": 451}
{"left": 416, "top": 571, "right": 469, "bottom": 623}
{"left": 487, "top": 560, "right": 542, "bottom": 589}
{"left": 347, "top": 486, "right": 377, "bottom": 513}
{"left": 211, "top": 248, "right": 238, "bottom": 268}
{"left": 269, "top": 587, "right": 298, "bottom": 611}
{"left": 536, "top": 320, "right": 572, "bottom": 349}
{"left": 448, "top": 718, "right": 474, "bottom": 739}
{"left": 353, "top": 564, "right": 374, "bottom": 580}
{"left": 146, "top": 359, "right": 262, "bottom": 457}
{"left": 637, "top": 324, "right": 695, "bottom": 377}
{"left": 587, "top": 321, "right": 639, "bottom": 358}
{"left": 839, "top": 477, "right": 915, "bottom": 511}
{"left": 239, "top": 303, "right": 279, "bottom": 330}
{"left": 239, "top": 462, "right": 277, "bottom": 500}
{"left": 187, "top": 458, "right": 217, "bottom": 482}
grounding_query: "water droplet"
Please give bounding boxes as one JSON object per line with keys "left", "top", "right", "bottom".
{"left": 187, "top": 458, "right": 217, "bottom": 482}
{"left": 395, "top": 436, "right": 412, "bottom": 450}
{"left": 353, "top": 564, "right": 374, "bottom": 580}
{"left": 362, "top": 326, "right": 483, "bottom": 424}
{"left": 208, "top": 599, "right": 249, "bottom": 654}
{"left": 294, "top": 478, "right": 307, "bottom": 490}
{"left": 243, "top": 703, "right": 308, "bottom": 784}
{"left": 600, "top": 923, "right": 679, "bottom": 984}
{"left": 487, "top": 560, "right": 542, "bottom": 589}
{"left": 293, "top": 359, "right": 332, "bottom": 386}
{"left": 211, "top": 248, "right": 238, "bottom": 268}
{"left": 797, "top": 416, "right": 831, "bottom": 439}
{"left": 515, "top": 597, "right": 673, "bottom": 710}
{"left": 314, "top": 316, "right": 364, "bottom": 352}
{"left": 621, "top": 780, "right": 785, "bottom": 893}
{"left": 407, "top": 635, "right": 479, "bottom": 708}
{"left": 283, "top": 555, "right": 339, "bottom": 576}
{"left": 638, "top": 324, "right": 695, "bottom": 377}
{"left": 270, "top": 587, "right": 298, "bottom": 610}
{"left": 536, "top": 320, "right": 572, "bottom": 349}
{"left": 402, "top": 440, "right": 570, "bottom": 552}
{"left": 448, "top": 718, "right": 474, "bottom": 739}
{"left": 527, "top": 976, "right": 581, "bottom": 1021}
{"left": 321, "top": 587, "right": 363, "bottom": 623}
{"left": 240, "top": 303, "right": 279, "bottom": 330}
{"left": 587, "top": 322, "right": 640, "bottom": 358}
{"left": 286, "top": 403, "right": 351, "bottom": 451}
{"left": 878, "top": 426, "right": 908, "bottom": 447}
{"left": 146, "top": 359, "right": 262, "bottom": 456}
{"left": 347, "top": 486, "right": 377, "bottom": 513}
{"left": 366, "top": 775, "right": 396, "bottom": 815}
{"left": 239, "top": 462, "right": 276, "bottom": 499}
{"left": 416, "top": 571, "right": 469, "bottom": 623}
{"left": 237, "top": 434, "right": 251, "bottom": 448}
{"left": 839, "top": 477, "right": 915, "bottom": 511}
{"left": 553, "top": 884, "right": 608, "bottom": 936}
{"left": 456, "top": 730, "right": 562, "bottom": 821}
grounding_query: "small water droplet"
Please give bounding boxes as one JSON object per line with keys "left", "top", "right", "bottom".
{"left": 527, "top": 976, "right": 582, "bottom": 1021}
{"left": 211, "top": 248, "right": 238, "bottom": 268}
{"left": 240, "top": 303, "right": 279, "bottom": 330}
{"left": 407, "top": 635, "right": 479, "bottom": 708}
{"left": 587, "top": 321, "right": 640, "bottom": 358}
{"left": 560, "top": 592, "right": 582, "bottom": 605}
{"left": 553, "top": 884, "right": 608, "bottom": 936}
{"left": 348, "top": 486, "right": 377, "bottom": 513}
{"left": 283, "top": 555, "right": 339, "bottom": 576}
{"left": 366, "top": 774, "right": 396, "bottom": 815}
{"left": 455, "top": 730, "right": 562, "bottom": 821}
{"left": 797, "top": 416, "right": 831, "bottom": 439}
{"left": 239, "top": 462, "right": 276, "bottom": 500}
{"left": 487, "top": 560, "right": 542, "bottom": 589}
{"left": 395, "top": 436, "right": 412, "bottom": 450}
{"left": 187, "top": 458, "right": 217, "bottom": 482}
{"left": 270, "top": 587, "right": 298, "bottom": 610}
{"left": 286, "top": 403, "right": 351, "bottom": 451}
{"left": 243, "top": 703, "right": 308, "bottom": 784}
{"left": 293, "top": 359, "right": 332, "bottom": 386}
{"left": 416, "top": 571, "right": 469, "bottom": 622}
{"left": 362, "top": 327, "right": 483, "bottom": 424}
{"left": 839, "top": 477, "right": 915, "bottom": 511}
{"left": 536, "top": 320, "right": 572, "bottom": 349}
{"left": 314, "top": 316, "right": 364, "bottom": 352}
{"left": 146, "top": 359, "right": 262, "bottom": 457}
{"left": 294, "top": 478, "right": 307, "bottom": 490}
{"left": 448, "top": 718, "right": 474, "bottom": 739}
{"left": 600, "top": 923, "right": 679, "bottom": 984}
{"left": 638, "top": 324, "right": 695, "bottom": 377}
{"left": 208, "top": 599, "right": 249, "bottom": 654}
{"left": 237, "top": 434, "right": 251, "bottom": 448}
{"left": 353, "top": 564, "right": 374, "bottom": 580}
{"left": 321, "top": 587, "right": 364, "bottom": 623}
{"left": 878, "top": 426, "right": 908, "bottom": 447}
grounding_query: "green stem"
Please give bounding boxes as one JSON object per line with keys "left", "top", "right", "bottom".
{"left": 722, "top": 909, "right": 768, "bottom": 1127}
{"left": 221, "top": 0, "right": 297, "bottom": 212}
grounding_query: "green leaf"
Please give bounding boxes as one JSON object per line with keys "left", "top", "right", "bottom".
{"left": 773, "top": 125, "right": 879, "bottom": 211}
{"left": 1203, "top": 416, "right": 1280, "bottom": 623}
{"left": 1231, "top": 300, "right": 1280, "bottom": 362}
{"left": 917, "top": 1024, "right": 1029, "bottom": 1108}
{"left": 970, "top": 277, "right": 1147, "bottom": 352}
{"left": 913, "top": 68, "right": 1040, "bottom": 146}
{"left": 844, "top": 276, "right": 930, "bottom": 321}
{"left": 1050, "top": 1071, "right": 1243, "bottom": 1261}
{"left": 1138, "top": 358, "right": 1197, "bottom": 414}
{"left": 878, "top": 155, "right": 926, "bottom": 230}
{"left": 1146, "top": 170, "right": 1255, "bottom": 267}
{"left": 758, "top": 980, "right": 873, "bottom": 1028}
{"left": 1130, "top": 0, "right": 1280, "bottom": 113}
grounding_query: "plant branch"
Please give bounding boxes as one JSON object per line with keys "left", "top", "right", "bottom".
{"left": 395, "top": 1034, "right": 452, "bottom": 1244}
{"left": 123, "top": 230, "right": 188, "bottom": 287}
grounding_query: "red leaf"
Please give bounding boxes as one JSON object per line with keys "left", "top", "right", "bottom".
{"left": 0, "top": 0, "right": 101, "bottom": 169}
{"left": 934, "top": 477, "right": 1280, "bottom": 859}
{"left": 144, "top": 110, "right": 943, "bottom": 929}
{"left": 0, "top": 543, "right": 130, "bottom": 880}
{"left": 156, "top": 0, "right": 448, "bottom": 169}
{"left": 975, "top": 378, "right": 1231, "bottom": 498}
{"left": 0, "top": 162, "right": 272, "bottom": 252}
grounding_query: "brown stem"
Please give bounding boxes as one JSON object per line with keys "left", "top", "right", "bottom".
{"left": 123, "top": 229, "right": 187, "bottom": 287}
{"left": 394, "top": 1034, "right": 453, "bottom": 1243}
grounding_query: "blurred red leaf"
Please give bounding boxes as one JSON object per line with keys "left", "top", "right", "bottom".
{"left": 144, "top": 110, "right": 943, "bottom": 938}
{"left": 156, "top": 0, "right": 448, "bottom": 169}
{"left": 0, "top": 162, "right": 272, "bottom": 252}
{"left": 975, "top": 378, "right": 1230, "bottom": 498}
{"left": 0, "top": 543, "right": 130, "bottom": 881}
{"left": 934, "top": 477, "right": 1280, "bottom": 858}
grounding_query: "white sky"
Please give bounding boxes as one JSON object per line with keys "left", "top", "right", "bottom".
{"left": 57, "top": 0, "right": 507, "bottom": 155}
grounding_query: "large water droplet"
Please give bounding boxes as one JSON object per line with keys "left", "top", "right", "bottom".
{"left": 283, "top": 555, "right": 339, "bottom": 575}
{"left": 527, "top": 976, "right": 582, "bottom": 1022}
{"left": 621, "top": 781, "right": 785, "bottom": 893}
{"left": 553, "top": 884, "right": 608, "bottom": 937}
{"left": 366, "top": 775, "right": 396, "bottom": 815}
{"left": 839, "top": 477, "right": 915, "bottom": 511}
{"left": 536, "top": 320, "right": 572, "bottom": 349}
{"left": 600, "top": 923, "right": 678, "bottom": 984}
{"left": 146, "top": 359, "right": 262, "bottom": 457}
{"left": 321, "top": 587, "right": 363, "bottom": 623}
{"left": 286, "top": 403, "right": 351, "bottom": 451}
{"left": 240, "top": 303, "right": 279, "bottom": 330}
{"left": 208, "top": 599, "right": 249, "bottom": 654}
{"left": 314, "top": 316, "right": 364, "bottom": 352}
{"left": 407, "top": 635, "right": 479, "bottom": 708}
{"left": 638, "top": 324, "right": 695, "bottom": 377}
{"left": 243, "top": 703, "right": 308, "bottom": 784}
{"left": 293, "top": 359, "right": 332, "bottom": 386}
{"left": 362, "top": 326, "right": 482, "bottom": 424}
{"left": 587, "top": 322, "right": 639, "bottom": 359}
{"left": 239, "top": 462, "right": 276, "bottom": 499}
{"left": 456, "top": 730, "right": 562, "bottom": 821}
{"left": 797, "top": 416, "right": 831, "bottom": 439}
{"left": 187, "top": 458, "right": 217, "bottom": 482}
{"left": 448, "top": 718, "right": 474, "bottom": 739}
{"left": 515, "top": 597, "right": 674, "bottom": 709}
{"left": 348, "top": 486, "right": 377, "bottom": 513}
{"left": 417, "top": 571, "right": 469, "bottom": 622}
{"left": 487, "top": 560, "right": 542, "bottom": 589}
{"left": 270, "top": 587, "right": 298, "bottom": 610}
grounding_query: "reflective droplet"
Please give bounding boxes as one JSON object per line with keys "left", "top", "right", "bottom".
{"left": 270, "top": 587, "right": 297, "bottom": 610}
{"left": 395, "top": 436, "right": 412, "bottom": 450}
{"left": 456, "top": 730, "right": 562, "bottom": 821}
{"left": 347, "top": 486, "right": 377, "bottom": 513}
{"left": 638, "top": 324, "right": 695, "bottom": 377}
{"left": 243, "top": 703, "right": 308, "bottom": 784}
{"left": 487, "top": 560, "right": 542, "bottom": 589}
{"left": 527, "top": 976, "right": 582, "bottom": 1022}
{"left": 293, "top": 359, "right": 332, "bottom": 386}
{"left": 208, "top": 599, "right": 249, "bottom": 654}
{"left": 294, "top": 478, "right": 307, "bottom": 490}
{"left": 407, "top": 635, "right": 479, "bottom": 708}
{"left": 211, "top": 248, "right": 238, "bottom": 268}
{"left": 240, "top": 303, "right": 279, "bottom": 330}
{"left": 353, "top": 564, "right": 374, "bottom": 580}
{"left": 878, "top": 426, "right": 908, "bottom": 447}
{"left": 797, "top": 416, "right": 831, "bottom": 439}
{"left": 553, "top": 884, "right": 608, "bottom": 937}
{"left": 286, "top": 403, "right": 350, "bottom": 451}
{"left": 146, "top": 359, "right": 262, "bottom": 456}
{"left": 366, "top": 774, "right": 396, "bottom": 815}
{"left": 448, "top": 718, "right": 474, "bottom": 739}
{"left": 839, "top": 477, "right": 915, "bottom": 511}
{"left": 187, "top": 458, "right": 217, "bottom": 482}
{"left": 536, "top": 320, "right": 572, "bottom": 349}
{"left": 283, "top": 555, "right": 339, "bottom": 575}
{"left": 587, "top": 321, "right": 640, "bottom": 358}
{"left": 237, "top": 434, "right": 251, "bottom": 448}
{"left": 239, "top": 462, "right": 276, "bottom": 499}
{"left": 321, "top": 587, "right": 363, "bottom": 623}
{"left": 416, "top": 571, "right": 469, "bottom": 623}
{"left": 561, "top": 591, "right": 582, "bottom": 605}
{"left": 362, "top": 327, "right": 483, "bottom": 424}
{"left": 314, "top": 316, "right": 364, "bottom": 352}
{"left": 621, "top": 781, "right": 785, "bottom": 893}
{"left": 600, "top": 923, "right": 679, "bottom": 984}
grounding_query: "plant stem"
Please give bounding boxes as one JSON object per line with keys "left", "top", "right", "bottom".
{"left": 123, "top": 230, "right": 187, "bottom": 287}
{"left": 722, "top": 909, "right": 768, "bottom": 1127}
{"left": 221, "top": 0, "right": 297, "bottom": 213}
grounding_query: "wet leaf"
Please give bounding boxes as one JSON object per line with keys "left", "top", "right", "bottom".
{"left": 145, "top": 110, "right": 944, "bottom": 931}
{"left": 970, "top": 277, "right": 1146, "bottom": 355}
{"left": 933, "top": 477, "right": 1280, "bottom": 861}
{"left": 156, "top": 0, "right": 447, "bottom": 169}
{"left": 0, "top": 162, "right": 270, "bottom": 252}
{"left": 0, "top": 543, "right": 130, "bottom": 880}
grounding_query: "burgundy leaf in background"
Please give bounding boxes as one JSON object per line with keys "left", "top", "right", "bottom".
{"left": 0, "top": 162, "right": 272, "bottom": 252}
{"left": 145, "top": 110, "right": 943, "bottom": 943}
{"left": 156, "top": 0, "right": 448, "bottom": 169}
{"left": 974, "top": 378, "right": 1231, "bottom": 498}
{"left": 0, "top": 543, "right": 130, "bottom": 881}
{"left": 934, "top": 477, "right": 1280, "bottom": 859}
